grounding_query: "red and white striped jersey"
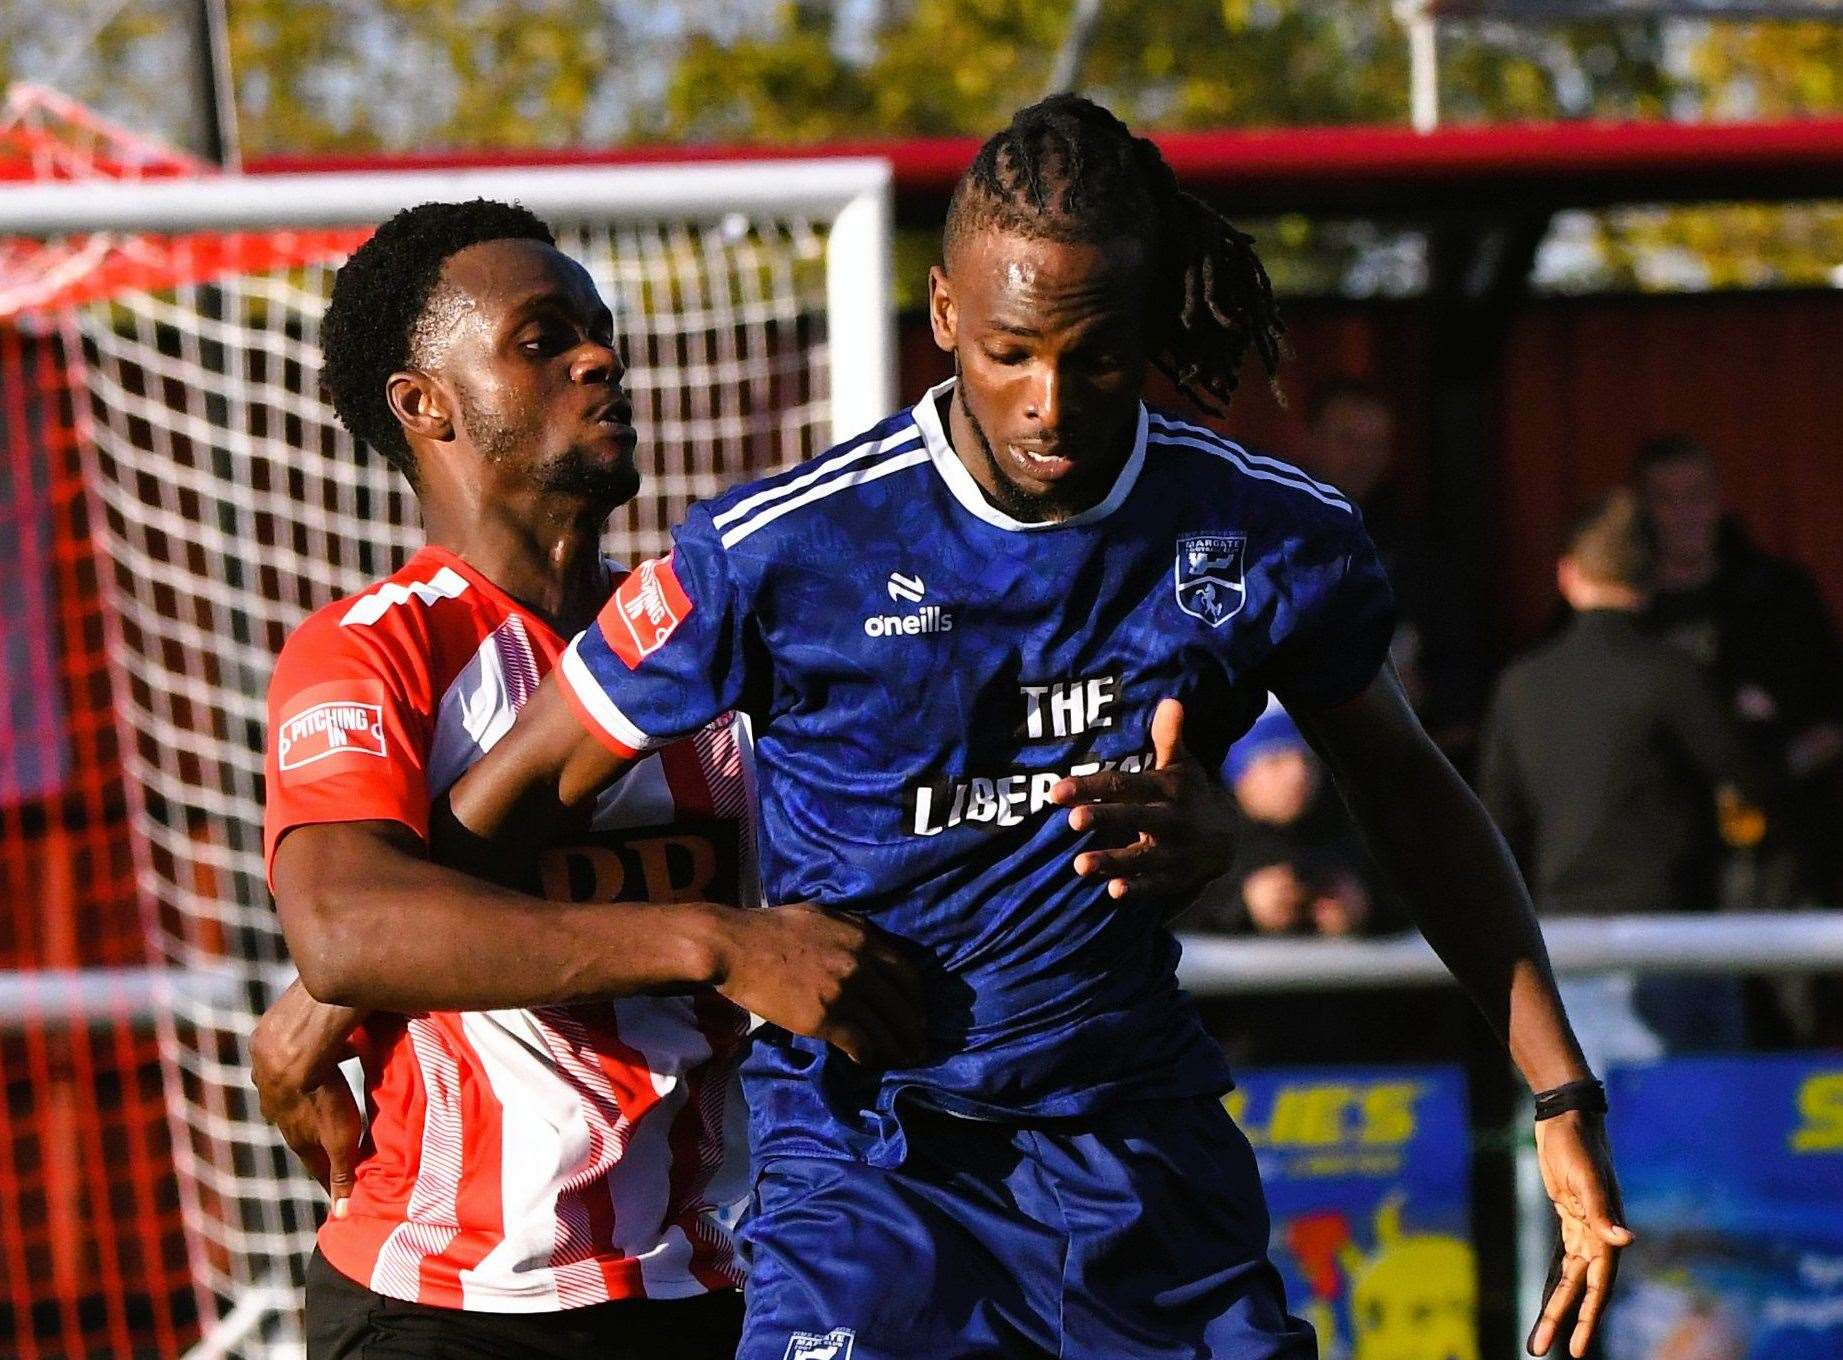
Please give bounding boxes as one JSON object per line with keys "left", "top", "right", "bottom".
{"left": 262, "top": 545, "right": 755, "bottom": 1312}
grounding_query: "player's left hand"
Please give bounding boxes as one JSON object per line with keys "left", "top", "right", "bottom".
{"left": 251, "top": 1013, "right": 363, "bottom": 1216}
{"left": 250, "top": 980, "right": 365, "bottom": 1216}
{"left": 1528, "top": 1109, "right": 1634, "bottom": 1357}
{"left": 1051, "top": 698, "right": 1237, "bottom": 909}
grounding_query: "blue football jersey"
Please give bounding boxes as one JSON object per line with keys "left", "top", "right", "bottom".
{"left": 561, "top": 378, "right": 1395, "bottom": 1167}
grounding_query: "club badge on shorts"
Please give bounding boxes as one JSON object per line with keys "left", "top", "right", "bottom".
{"left": 783, "top": 1328, "right": 854, "bottom": 1360}
{"left": 1174, "top": 533, "right": 1247, "bottom": 628}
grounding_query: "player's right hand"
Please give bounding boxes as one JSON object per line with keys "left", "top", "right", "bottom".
{"left": 709, "top": 904, "right": 927, "bottom": 1069}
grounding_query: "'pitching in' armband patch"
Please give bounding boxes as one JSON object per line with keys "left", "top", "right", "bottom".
{"left": 274, "top": 679, "right": 390, "bottom": 784}
{"left": 601, "top": 554, "right": 694, "bottom": 670}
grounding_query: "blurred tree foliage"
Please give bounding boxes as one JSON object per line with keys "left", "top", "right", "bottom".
{"left": 654, "top": 2, "right": 1843, "bottom": 141}
{"left": 1, "top": 0, "right": 194, "bottom": 145}
{"left": 656, "top": 3, "right": 1843, "bottom": 295}
{"left": 1, "top": 0, "right": 705, "bottom": 156}
{"left": 226, "top": 0, "right": 614, "bottom": 152}
{"left": 13, "top": 1, "right": 1843, "bottom": 154}
{"left": 658, "top": 2, "right": 1661, "bottom": 140}
{"left": 5, "top": 2, "right": 1843, "bottom": 293}
{"left": 1690, "top": 18, "right": 1843, "bottom": 117}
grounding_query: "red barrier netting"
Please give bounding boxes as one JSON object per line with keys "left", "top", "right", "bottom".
{"left": 1, "top": 321, "right": 196, "bottom": 1357}
{"left": 0, "top": 85, "right": 363, "bottom": 1357}
{"left": 0, "top": 82, "right": 847, "bottom": 1355}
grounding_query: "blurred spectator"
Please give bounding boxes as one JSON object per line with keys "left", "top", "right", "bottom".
{"left": 1192, "top": 699, "right": 1395, "bottom": 938}
{"left": 1296, "top": 381, "right": 1481, "bottom": 753}
{"left": 1298, "top": 381, "right": 1396, "bottom": 506}
{"left": 1636, "top": 434, "right": 1843, "bottom": 904}
{"left": 1477, "top": 490, "right": 1773, "bottom": 1069}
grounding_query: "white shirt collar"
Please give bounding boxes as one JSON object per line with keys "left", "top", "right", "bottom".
{"left": 910, "top": 377, "right": 1148, "bottom": 532}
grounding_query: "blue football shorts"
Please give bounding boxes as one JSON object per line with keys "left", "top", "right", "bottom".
{"left": 737, "top": 1092, "right": 1316, "bottom": 1360}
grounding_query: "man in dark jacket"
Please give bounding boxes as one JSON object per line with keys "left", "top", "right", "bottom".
{"left": 1479, "top": 489, "right": 1772, "bottom": 1068}
{"left": 1297, "top": 381, "right": 1482, "bottom": 751}
{"left": 1637, "top": 434, "right": 1843, "bottom": 904}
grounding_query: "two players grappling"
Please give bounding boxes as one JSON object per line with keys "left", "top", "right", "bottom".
{"left": 260, "top": 95, "right": 1628, "bottom": 1360}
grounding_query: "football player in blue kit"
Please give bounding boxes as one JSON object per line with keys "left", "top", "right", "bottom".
{"left": 440, "top": 96, "right": 1630, "bottom": 1360}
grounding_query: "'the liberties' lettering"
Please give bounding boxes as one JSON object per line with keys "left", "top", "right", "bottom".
{"left": 1020, "top": 673, "right": 1119, "bottom": 740}
{"left": 907, "top": 747, "right": 1154, "bottom": 836}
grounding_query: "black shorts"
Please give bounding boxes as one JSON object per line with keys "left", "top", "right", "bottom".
{"left": 305, "top": 1248, "right": 744, "bottom": 1360}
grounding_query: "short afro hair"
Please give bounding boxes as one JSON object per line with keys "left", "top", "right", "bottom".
{"left": 320, "top": 199, "right": 556, "bottom": 478}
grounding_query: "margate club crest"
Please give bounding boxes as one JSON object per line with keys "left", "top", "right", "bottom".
{"left": 1174, "top": 534, "right": 1247, "bottom": 628}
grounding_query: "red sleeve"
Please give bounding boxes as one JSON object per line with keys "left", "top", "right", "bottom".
{"left": 263, "top": 609, "right": 431, "bottom": 887}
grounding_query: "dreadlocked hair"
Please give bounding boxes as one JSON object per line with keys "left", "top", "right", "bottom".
{"left": 944, "top": 93, "right": 1284, "bottom": 414}
{"left": 321, "top": 198, "right": 556, "bottom": 480}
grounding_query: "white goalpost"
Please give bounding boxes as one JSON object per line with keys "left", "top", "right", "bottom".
{"left": 0, "top": 157, "right": 893, "bottom": 1359}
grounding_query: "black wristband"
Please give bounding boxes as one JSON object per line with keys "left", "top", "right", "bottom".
{"left": 1533, "top": 1077, "right": 1608, "bottom": 1121}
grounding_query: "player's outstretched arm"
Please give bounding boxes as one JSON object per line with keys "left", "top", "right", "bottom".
{"left": 280, "top": 677, "right": 927, "bottom": 1066}
{"left": 1291, "top": 661, "right": 1632, "bottom": 1359}
{"left": 272, "top": 675, "right": 702, "bottom": 1009}
{"left": 270, "top": 814, "right": 921, "bottom": 1068}
{"left": 274, "top": 816, "right": 926, "bottom": 1068}
{"left": 274, "top": 818, "right": 736, "bottom": 1010}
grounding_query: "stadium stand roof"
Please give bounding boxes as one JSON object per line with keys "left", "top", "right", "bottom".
{"left": 248, "top": 117, "right": 1843, "bottom": 220}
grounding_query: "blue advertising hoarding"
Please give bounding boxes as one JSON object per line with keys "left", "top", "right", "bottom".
{"left": 1603, "top": 1054, "right": 1843, "bottom": 1360}
{"left": 1226, "top": 1065, "right": 1475, "bottom": 1360}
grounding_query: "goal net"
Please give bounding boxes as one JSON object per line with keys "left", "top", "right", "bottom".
{"left": 0, "top": 150, "right": 893, "bottom": 1358}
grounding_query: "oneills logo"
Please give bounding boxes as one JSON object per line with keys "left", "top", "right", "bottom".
{"left": 863, "top": 604, "right": 954, "bottom": 638}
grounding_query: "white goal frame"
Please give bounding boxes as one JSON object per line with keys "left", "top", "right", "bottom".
{"left": 0, "top": 157, "right": 896, "bottom": 444}
{"left": 0, "top": 156, "right": 894, "bottom": 1359}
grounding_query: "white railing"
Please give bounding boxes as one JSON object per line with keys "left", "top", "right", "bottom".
{"left": 7, "top": 911, "right": 1838, "bottom": 1029}
{"left": 0, "top": 962, "right": 255, "bottom": 1028}
{"left": 1176, "top": 909, "right": 1843, "bottom": 991}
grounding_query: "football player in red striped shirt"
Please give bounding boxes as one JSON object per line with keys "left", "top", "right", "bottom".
{"left": 255, "top": 200, "right": 929, "bottom": 1360}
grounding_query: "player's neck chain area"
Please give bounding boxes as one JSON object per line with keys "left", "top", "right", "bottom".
{"left": 918, "top": 378, "right": 1147, "bottom": 534}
